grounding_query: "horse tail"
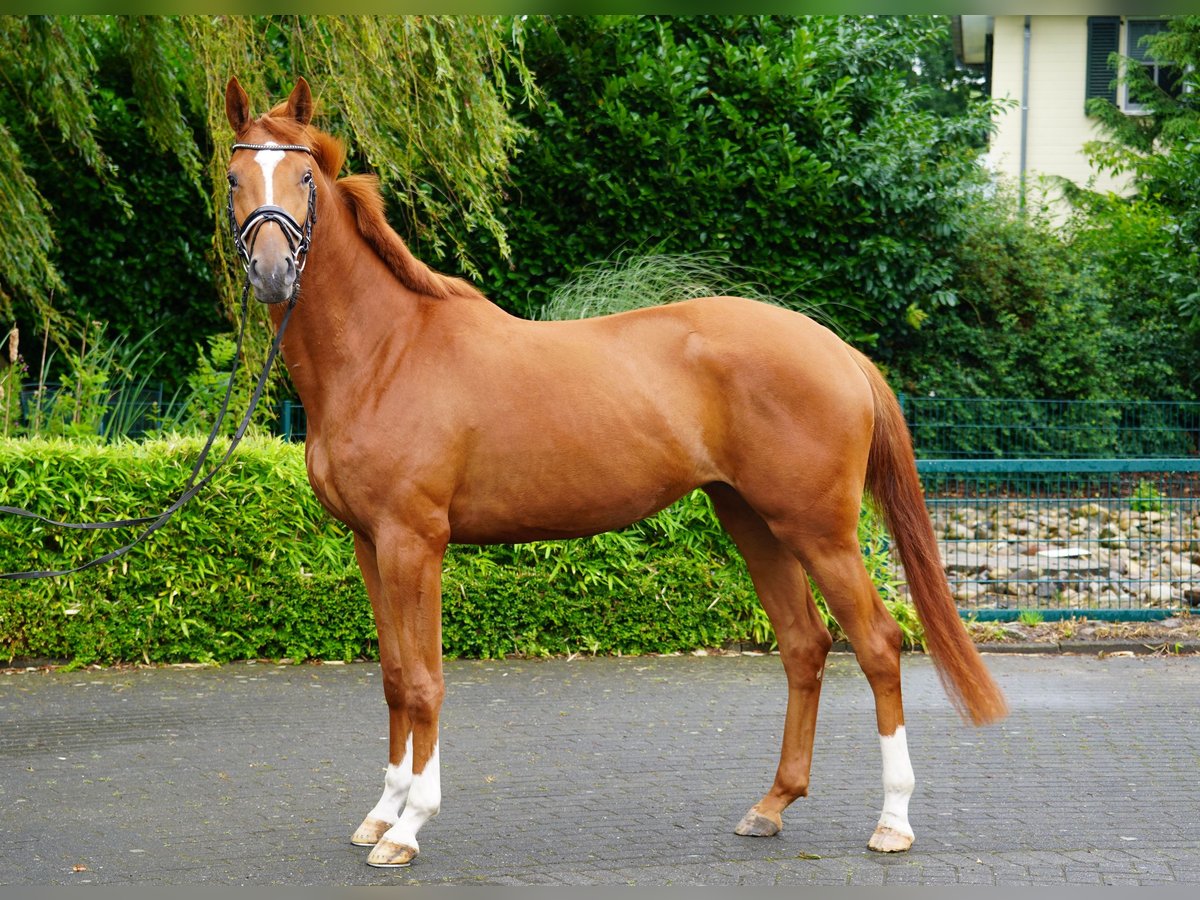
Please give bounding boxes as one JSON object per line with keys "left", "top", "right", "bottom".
{"left": 853, "top": 351, "right": 1008, "bottom": 726}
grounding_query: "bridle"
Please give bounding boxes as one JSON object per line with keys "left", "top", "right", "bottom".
{"left": 226, "top": 142, "right": 318, "bottom": 299}
{"left": 0, "top": 142, "right": 316, "bottom": 580}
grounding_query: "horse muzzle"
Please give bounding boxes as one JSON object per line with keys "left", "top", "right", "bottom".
{"left": 248, "top": 246, "right": 298, "bottom": 305}
{"left": 230, "top": 200, "right": 314, "bottom": 305}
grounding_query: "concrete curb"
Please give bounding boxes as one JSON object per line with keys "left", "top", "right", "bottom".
{"left": 977, "top": 640, "right": 1200, "bottom": 655}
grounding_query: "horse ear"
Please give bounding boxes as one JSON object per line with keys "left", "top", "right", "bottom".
{"left": 225, "top": 77, "right": 251, "bottom": 134}
{"left": 286, "top": 77, "right": 314, "bottom": 127}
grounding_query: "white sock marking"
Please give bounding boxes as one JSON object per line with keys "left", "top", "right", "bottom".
{"left": 877, "top": 726, "right": 915, "bottom": 837}
{"left": 366, "top": 733, "right": 413, "bottom": 824}
{"left": 384, "top": 739, "right": 441, "bottom": 851}
{"left": 253, "top": 143, "right": 284, "bottom": 206}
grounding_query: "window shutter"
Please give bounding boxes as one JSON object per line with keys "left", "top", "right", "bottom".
{"left": 1085, "top": 16, "right": 1120, "bottom": 107}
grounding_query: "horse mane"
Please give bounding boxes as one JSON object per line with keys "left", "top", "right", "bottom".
{"left": 254, "top": 105, "right": 485, "bottom": 301}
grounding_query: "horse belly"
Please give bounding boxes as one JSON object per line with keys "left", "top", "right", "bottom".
{"left": 445, "top": 314, "right": 741, "bottom": 543}
{"left": 447, "top": 427, "right": 706, "bottom": 544}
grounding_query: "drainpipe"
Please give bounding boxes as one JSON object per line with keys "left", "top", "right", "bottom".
{"left": 1019, "top": 15, "right": 1031, "bottom": 213}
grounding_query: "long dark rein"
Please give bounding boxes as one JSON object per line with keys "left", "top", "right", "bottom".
{"left": 0, "top": 142, "right": 313, "bottom": 580}
{"left": 0, "top": 288, "right": 293, "bottom": 580}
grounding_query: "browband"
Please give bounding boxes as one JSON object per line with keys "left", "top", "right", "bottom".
{"left": 232, "top": 142, "right": 314, "bottom": 154}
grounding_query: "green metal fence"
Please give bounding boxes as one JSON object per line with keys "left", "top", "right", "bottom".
{"left": 897, "top": 397, "right": 1200, "bottom": 619}
{"left": 901, "top": 395, "right": 1200, "bottom": 459}
{"left": 279, "top": 399, "right": 307, "bottom": 442}
{"left": 11, "top": 384, "right": 1200, "bottom": 619}
{"left": 917, "top": 461, "right": 1200, "bottom": 622}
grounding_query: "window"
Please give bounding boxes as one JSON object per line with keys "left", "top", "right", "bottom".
{"left": 1124, "top": 18, "right": 1182, "bottom": 113}
{"left": 1085, "top": 16, "right": 1181, "bottom": 114}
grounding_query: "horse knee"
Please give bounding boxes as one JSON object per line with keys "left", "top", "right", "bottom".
{"left": 403, "top": 672, "right": 445, "bottom": 726}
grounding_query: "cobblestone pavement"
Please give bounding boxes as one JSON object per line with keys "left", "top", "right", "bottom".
{"left": 1, "top": 652, "right": 1198, "bottom": 886}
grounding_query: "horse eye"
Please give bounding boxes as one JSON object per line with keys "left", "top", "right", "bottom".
{"left": 302, "top": 171, "right": 313, "bottom": 185}
{"left": 227, "top": 173, "right": 238, "bottom": 188}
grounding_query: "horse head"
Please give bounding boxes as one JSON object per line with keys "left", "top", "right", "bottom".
{"left": 224, "top": 77, "right": 318, "bottom": 305}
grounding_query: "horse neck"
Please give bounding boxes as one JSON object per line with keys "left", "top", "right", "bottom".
{"left": 267, "top": 198, "right": 423, "bottom": 430}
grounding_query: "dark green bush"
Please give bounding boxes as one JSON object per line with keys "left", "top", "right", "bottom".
{"left": 889, "top": 190, "right": 1113, "bottom": 400}
{"left": 889, "top": 182, "right": 1200, "bottom": 403}
{"left": 3, "top": 51, "right": 225, "bottom": 390}
{"left": 441, "top": 16, "right": 993, "bottom": 350}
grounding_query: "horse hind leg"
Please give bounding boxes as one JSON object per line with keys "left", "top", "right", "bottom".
{"left": 704, "top": 485, "right": 833, "bottom": 839}
{"left": 797, "top": 532, "right": 916, "bottom": 853}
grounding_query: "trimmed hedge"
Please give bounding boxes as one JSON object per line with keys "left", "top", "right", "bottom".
{"left": 0, "top": 437, "right": 763, "bottom": 665}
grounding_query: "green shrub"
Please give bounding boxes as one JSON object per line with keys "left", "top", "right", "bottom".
{"left": 443, "top": 15, "right": 993, "bottom": 350}
{"left": 0, "top": 436, "right": 358, "bottom": 664}
{"left": 889, "top": 188, "right": 1116, "bottom": 399}
{"left": 0, "top": 436, "right": 914, "bottom": 665}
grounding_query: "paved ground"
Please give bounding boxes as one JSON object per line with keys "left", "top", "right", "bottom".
{"left": 1, "top": 651, "right": 1198, "bottom": 886}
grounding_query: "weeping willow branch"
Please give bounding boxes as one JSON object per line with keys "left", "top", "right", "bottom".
{"left": 2, "top": 14, "right": 533, "bottom": 371}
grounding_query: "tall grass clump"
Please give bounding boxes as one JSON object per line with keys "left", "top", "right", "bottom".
{"left": 537, "top": 252, "right": 783, "bottom": 320}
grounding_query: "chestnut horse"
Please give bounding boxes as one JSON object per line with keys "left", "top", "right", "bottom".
{"left": 224, "top": 78, "right": 1006, "bottom": 868}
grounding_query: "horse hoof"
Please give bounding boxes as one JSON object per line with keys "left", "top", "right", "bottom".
{"left": 734, "top": 805, "right": 782, "bottom": 837}
{"left": 351, "top": 816, "right": 393, "bottom": 847}
{"left": 367, "top": 839, "right": 418, "bottom": 868}
{"left": 868, "top": 824, "right": 914, "bottom": 853}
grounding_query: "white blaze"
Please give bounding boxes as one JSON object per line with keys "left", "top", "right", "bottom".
{"left": 253, "top": 142, "right": 285, "bottom": 206}
{"left": 877, "top": 726, "right": 916, "bottom": 837}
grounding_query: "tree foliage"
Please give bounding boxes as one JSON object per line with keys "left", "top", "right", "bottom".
{"left": 0, "top": 15, "right": 532, "bottom": 383}
{"left": 445, "top": 15, "right": 995, "bottom": 349}
{"left": 891, "top": 189, "right": 1116, "bottom": 399}
{"left": 1083, "top": 15, "right": 1200, "bottom": 327}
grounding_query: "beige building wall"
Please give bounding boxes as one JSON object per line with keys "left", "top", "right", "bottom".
{"left": 989, "top": 15, "right": 1129, "bottom": 209}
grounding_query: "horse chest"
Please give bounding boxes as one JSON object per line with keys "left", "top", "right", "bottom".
{"left": 304, "top": 440, "right": 359, "bottom": 526}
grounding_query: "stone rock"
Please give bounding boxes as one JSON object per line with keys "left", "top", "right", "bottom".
{"left": 944, "top": 522, "right": 971, "bottom": 540}
{"left": 934, "top": 496, "right": 1199, "bottom": 613}
{"left": 1169, "top": 556, "right": 1197, "bottom": 578}
{"left": 1035, "top": 581, "right": 1062, "bottom": 600}
{"left": 953, "top": 584, "right": 982, "bottom": 603}
{"left": 1146, "top": 583, "right": 1176, "bottom": 606}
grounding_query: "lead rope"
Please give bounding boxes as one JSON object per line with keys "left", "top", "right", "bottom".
{"left": 0, "top": 283, "right": 295, "bottom": 580}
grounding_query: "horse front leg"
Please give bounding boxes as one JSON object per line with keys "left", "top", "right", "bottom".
{"left": 350, "top": 534, "right": 415, "bottom": 849}
{"left": 360, "top": 525, "right": 449, "bottom": 869}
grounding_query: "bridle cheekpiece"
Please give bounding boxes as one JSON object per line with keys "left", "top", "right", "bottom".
{"left": 227, "top": 142, "right": 318, "bottom": 299}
